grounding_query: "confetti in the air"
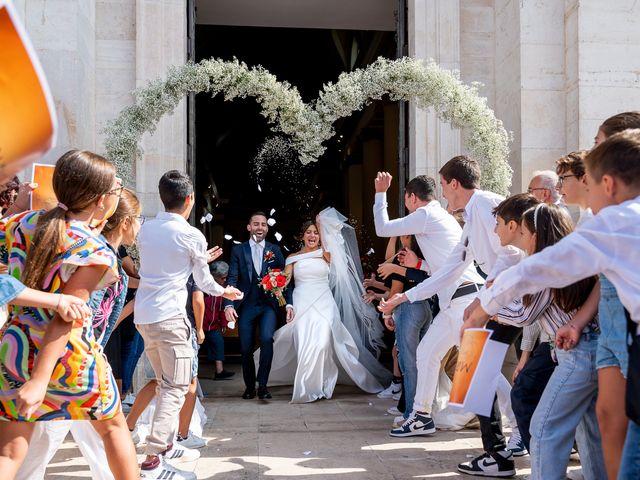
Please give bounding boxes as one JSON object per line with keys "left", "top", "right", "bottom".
{"left": 233, "top": 240, "right": 241, "bottom": 245}
{"left": 224, "top": 234, "right": 233, "bottom": 240}
{"left": 270, "top": 208, "right": 276, "bottom": 216}
{"left": 267, "top": 218, "right": 276, "bottom": 226}
{"left": 274, "top": 232, "right": 283, "bottom": 242}
{"left": 257, "top": 184, "right": 262, "bottom": 192}
{"left": 366, "top": 248, "right": 375, "bottom": 255}
{"left": 205, "top": 213, "right": 213, "bottom": 222}
{"left": 200, "top": 216, "right": 206, "bottom": 224}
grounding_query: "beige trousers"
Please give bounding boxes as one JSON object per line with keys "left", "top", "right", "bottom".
{"left": 136, "top": 315, "right": 193, "bottom": 455}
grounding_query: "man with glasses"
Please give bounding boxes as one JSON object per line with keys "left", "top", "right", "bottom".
{"left": 527, "top": 170, "right": 562, "bottom": 204}
{"left": 556, "top": 151, "right": 592, "bottom": 226}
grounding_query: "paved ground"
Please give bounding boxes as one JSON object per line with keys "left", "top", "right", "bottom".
{"left": 45, "top": 362, "right": 583, "bottom": 479}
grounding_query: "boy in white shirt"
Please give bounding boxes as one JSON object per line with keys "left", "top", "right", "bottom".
{"left": 135, "top": 171, "right": 242, "bottom": 480}
{"left": 381, "top": 155, "right": 523, "bottom": 477}
{"left": 465, "top": 129, "right": 640, "bottom": 479}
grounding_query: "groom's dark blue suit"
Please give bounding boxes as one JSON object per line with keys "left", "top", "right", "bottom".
{"left": 224, "top": 241, "right": 292, "bottom": 389}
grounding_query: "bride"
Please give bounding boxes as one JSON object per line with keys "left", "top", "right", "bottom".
{"left": 267, "top": 207, "right": 391, "bottom": 403}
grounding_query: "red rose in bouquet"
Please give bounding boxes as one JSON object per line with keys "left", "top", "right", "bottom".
{"left": 259, "top": 268, "right": 290, "bottom": 306}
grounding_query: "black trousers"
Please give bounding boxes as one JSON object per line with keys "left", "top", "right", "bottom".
{"left": 479, "top": 320, "right": 522, "bottom": 453}
{"left": 510, "top": 342, "right": 557, "bottom": 451}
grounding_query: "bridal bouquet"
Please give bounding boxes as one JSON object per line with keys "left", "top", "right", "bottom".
{"left": 260, "top": 268, "right": 289, "bottom": 306}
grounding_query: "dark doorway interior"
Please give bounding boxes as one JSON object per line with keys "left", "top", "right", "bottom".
{"left": 194, "top": 25, "right": 399, "bottom": 265}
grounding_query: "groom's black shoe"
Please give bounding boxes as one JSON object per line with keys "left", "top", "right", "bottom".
{"left": 257, "top": 386, "right": 272, "bottom": 400}
{"left": 242, "top": 388, "right": 256, "bottom": 399}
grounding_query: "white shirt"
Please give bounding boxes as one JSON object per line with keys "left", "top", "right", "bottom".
{"left": 373, "top": 193, "right": 484, "bottom": 308}
{"left": 576, "top": 207, "right": 593, "bottom": 228}
{"left": 403, "top": 189, "right": 522, "bottom": 303}
{"left": 479, "top": 196, "right": 640, "bottom": 331}
{"left": 249, "top": 238, "right": 265, "bottom": 274}
{"left": 134, "top": 212, "right": 225, "bottom": 325}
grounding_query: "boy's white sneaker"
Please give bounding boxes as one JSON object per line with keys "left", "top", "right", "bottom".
{"left": 377, "top": 382, "right": 402, "bottom": 399}
{"left": 165, "top": 443, "right": 200, "bottom": 464}
{"left": 177, "top": 431, "right": 207, "bottom": 449}
{"left": 140, "top": 455, "right": 196, "bottom": 480}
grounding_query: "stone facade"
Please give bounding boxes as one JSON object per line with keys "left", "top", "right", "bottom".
{"left": 15, "top": 0, "right": 640, "bottom": 209}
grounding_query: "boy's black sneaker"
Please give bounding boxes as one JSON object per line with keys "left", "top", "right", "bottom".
{"left": 457, "top": 449, "right": 516, "bottom": 477}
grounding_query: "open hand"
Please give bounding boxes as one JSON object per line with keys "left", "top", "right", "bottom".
{"left": 378, "top": 293, "right": 407, "bottom": 315}
{"left": 374, "top": 172, "right": 393, "bottom": 193}
{"left": 363, "top": 273, "right": 378, "bottom": 289}
{"left": 377, "top": 263, "right": 399, "bottom": 280}
{"left": 398, "top": 249, "right": 419, "bottom": 268}
{"left": 56, "top": 294, "right": 92, "bottom": 323}
{"left": 15, "top": 378, "right": 48, "bottom": 419}
{"left": 207, "top": 246, "right": 223, "bottom": 263}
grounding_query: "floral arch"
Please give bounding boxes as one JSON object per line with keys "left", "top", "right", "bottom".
{"left": 104, "top": 57, "right": 511, "bottom": 195}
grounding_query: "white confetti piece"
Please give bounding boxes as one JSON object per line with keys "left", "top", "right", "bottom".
{"left": 200, "top": 216, "right": 206, "bottom": 224}
{"left": 283, "top": 246, "right": 290, "bottom": 252}
{"left": 303, "top": 451, "right": 311, "bottom": 456}
{"left": 366, "top": 248, "right": 375, "bottom": 255}
{"left": 270, "top": 208, "right": 276, "bottom": 216}
{"left": 257, "top": 184, "right": 262, "bottom": 192}
{"left": 274, "top": 232, "right": 282, "bottom": 242}
{"left": 368, "top": 402, "right": 373, "bottom": 406}
{"left": 233, "top": 240, "right": 241, "bottom": 245}
{"left": 267, "top": 218, "right": 276, "bottom": 226}
{"left": 205, "top": 213, "right": 213, "bottom": 222}
{"left": 224, "top": 234, "right": 232, "bottom": 240}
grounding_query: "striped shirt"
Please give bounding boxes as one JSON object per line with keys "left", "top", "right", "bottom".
{"left": 495, "top": 288, "right": 597, "bottom": 338}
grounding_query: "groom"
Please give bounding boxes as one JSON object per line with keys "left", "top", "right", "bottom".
{"left": 224, "top": 211, "right": 294, "bottom": 399}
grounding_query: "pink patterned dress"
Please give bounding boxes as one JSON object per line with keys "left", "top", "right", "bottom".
{"left": 0, "top": 210, "right": 120, "bottom": 421}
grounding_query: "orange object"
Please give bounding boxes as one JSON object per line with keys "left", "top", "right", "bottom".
{"left": 449, "top": 328, "right": 492, "bottom": 405}
{"left": 30, "top": 163, "right": 56, "bottom": 210}
{"left": 0, "top": 0, "right": 57, "bottom": 183}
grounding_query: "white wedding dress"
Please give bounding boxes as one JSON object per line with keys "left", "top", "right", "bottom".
{"left": 268, "top": 248, "right": 385, "bottom": 402}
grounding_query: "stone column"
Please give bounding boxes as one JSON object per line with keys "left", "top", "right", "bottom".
{"left": 135, "top": 0, "right": 187, "bottom": 215}
{"left": 565, "top": 0, "right": 640, "bottom": 150}
{"left": 518, "top": 0, "right": 566, "bottom": 190}
{"left": 15, "top": 0, "right": 97, "bottom": 171}
{"left": 408, "top": 0, "right": 461, "bottom": 184}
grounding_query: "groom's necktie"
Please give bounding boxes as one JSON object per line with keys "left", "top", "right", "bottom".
{"left": 252, "top": 242, "right": 263, "bottom": 275}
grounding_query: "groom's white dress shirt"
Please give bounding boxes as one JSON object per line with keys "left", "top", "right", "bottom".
{"left": 373, "top": 193, "right": 484, "bottom": 309}
{"left": 135, "top": 211, "right": 225, "bottom": 325}
{"left": 249, "top": 237, "right": 264, "bottom": 275}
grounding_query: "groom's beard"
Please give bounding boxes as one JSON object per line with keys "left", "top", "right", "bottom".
{"left": 251, "top": 232, "right": 266, "bottom": 242}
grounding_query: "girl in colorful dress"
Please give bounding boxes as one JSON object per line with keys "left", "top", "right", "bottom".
{"left": 0, "top": 150, "right": 138, "bottom": 480}
{"left": 15, "top": 188, "right": 144, "bottom": 480}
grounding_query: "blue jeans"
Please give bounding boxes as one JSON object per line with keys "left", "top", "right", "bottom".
{"left": 204, "top": 329, "right": 225, "bottom": 362}
{"left": 530, "top": 333, "right": 605, "bottom": 480}
{"left": 619, "top": 420, "right": 640, "bottom": 479}
{"left": 121, "top": 331, "right": 144, "bottom": 394}
{"left": 596, "top": 274, "right": 629, "bottom": 376}
{"left": 394, "top": 300, "right": 432, "bottom": 418}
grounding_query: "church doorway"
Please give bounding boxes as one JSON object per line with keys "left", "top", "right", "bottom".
{"left": 189, "top": 0, "right": 406, "bottom": 270}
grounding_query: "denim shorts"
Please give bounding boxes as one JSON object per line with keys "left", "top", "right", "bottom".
{"left": 595, "top": 274, "right": 629, "bottom": 376}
